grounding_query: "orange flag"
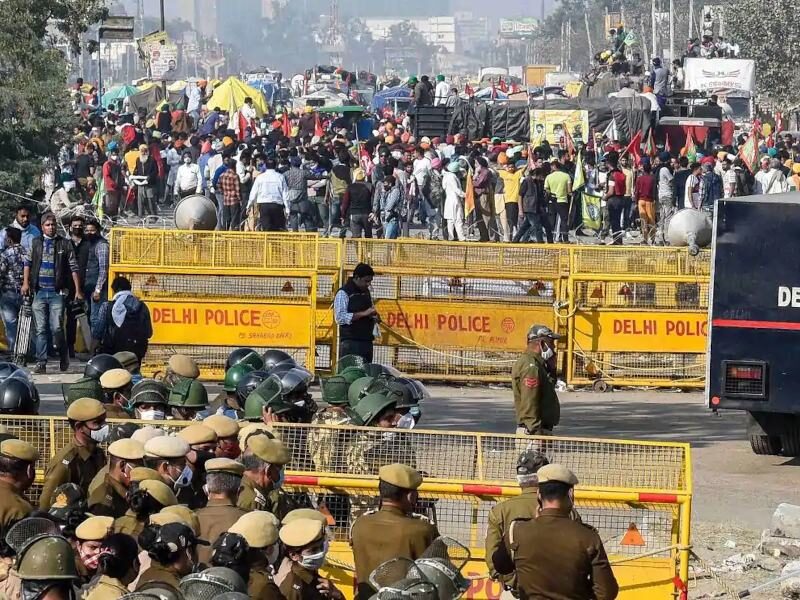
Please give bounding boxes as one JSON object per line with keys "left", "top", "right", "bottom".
{"left": 464, "top": 168, "right": 475, "bottom": 218}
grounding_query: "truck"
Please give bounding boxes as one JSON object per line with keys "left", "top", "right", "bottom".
{"left": 707, "top": 193, "right": 800, "bottom": 455}
{"left": 524, "top": 64, "right": 559, "bottom": 87}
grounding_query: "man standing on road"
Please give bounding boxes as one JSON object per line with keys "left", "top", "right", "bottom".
{"left": 248, "top": 158, "right": 290, "bottom": 231}
{"left": 0, "top": 228, "right": 28, "bottom": 353}
{"left": 333, "top": 263, "right": 378, "bottom": 364}
{"left": 511, "top": 325, "right": 560, "bottom": 436}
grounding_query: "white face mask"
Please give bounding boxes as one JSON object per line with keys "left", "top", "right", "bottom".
{"left": 541, "top": 342, "right": 555, "bottom": 361}
{"left": 174, "top": 465, "right": 193, "bottom": 490}
{"left": 299, "top": 541, "right": 328, "bottom": 570}
{"left": 89, "top": 424, "right": 110, "bottom": 443}
{"left": 396, "top": 413, "right": 416, "bottom": 430}
{"left": 137, "top": 408, "right": 165, "bottom": 421}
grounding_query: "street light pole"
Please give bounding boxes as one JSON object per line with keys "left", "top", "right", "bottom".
{"left": 160, "top": 0, "right": 166, "bottom": 96}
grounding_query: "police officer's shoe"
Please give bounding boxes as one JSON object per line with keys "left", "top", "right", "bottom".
{"left": 33, "top": 362, "right": 46, "bottom": 374}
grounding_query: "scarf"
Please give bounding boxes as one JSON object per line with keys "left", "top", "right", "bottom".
{"left": 111, "top": 290, "right": 134, "bottom": 327}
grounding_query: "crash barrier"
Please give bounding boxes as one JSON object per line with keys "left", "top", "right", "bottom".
{"left": 107, "top": 230, "right": 710, "bottom": 387}
{"left": 0, "top": 415, "right": 691, "bottom": 600}
{"left": 108, "top": 229, "right": 319, "bottom": 379}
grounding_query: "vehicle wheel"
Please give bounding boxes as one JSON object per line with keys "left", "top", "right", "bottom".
{"left": 749, "top": 434, "right": 782, "bottom": 456}
{"left": 592, "top": 379, "right": 609, "bottom": 393}
{"left": 781, "top": 428, "right": 800, "bottom": 456}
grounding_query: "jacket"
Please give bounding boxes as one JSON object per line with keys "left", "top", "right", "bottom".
{"left": 134, "top": 157, "right": 158, "bottom": 186}
{"left": 28, "top": 235, "right": 78, "bottom": 293}
{"left": 519, "top": 176, "right": 545, "bottom": 214}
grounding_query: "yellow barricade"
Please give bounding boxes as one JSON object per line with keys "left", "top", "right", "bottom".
{"left": 315, "top": 238, "right": 344, "bottom": 371}
{"left": 108, "top": 229, "right": 319, "bottom": 378}
{"left": 0, "top": 416, "right": 692, "bottom": 600}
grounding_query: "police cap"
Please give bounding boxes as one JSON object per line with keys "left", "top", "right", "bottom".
{"left": 168, "top": 355, "right": 200, "bottom": 379}
{"left": 66, "top": 398, "right": 106, "bottom": 422}
{"left": 144, "top": 435, "right": 189, "bottom": 459}
{"left": 108, "top": 438, "right": 145, "bottom": 461}
{"left": 75, "top": 515, "right": 114, "bottom": 541}
{"left": 131, "top": 426, "right": 165, "bottom": 445}
{"left": 237, "top": 423, "right": 275, "bottom": 448}
{"left": 205, "top": 457, "right": 245, "bottom": 477}
{"left": 536, "top": 463, "right": 578, "bottom": 486}
{"left": 100, "top": 368, "right": 132, "bottom": 390}
{"left": 149, "top": 512, "right": 185, "bottom": 528}
{"left": 0, "top": 438, "right": 38, "bottom": 462}
{"left": 139, "top": 479, "right": 178, "bottom": 506}
{"left": 129, "top": 466, "right": 162, "bottom": 483}
{"left": 178, "top": 424, "right": 218, "bottom": 446}
{"left": 247, "top": 436, "right": 290, "bottom": 466}
{"left": 526, "top": 324, "right": 562, "bottom": 341}
{"left": 379, "top": 463, "right": 423, "bottom": 490}
{"left": 203, "top": 414, "right": 239, "bottom": 439}
{"left": 161, "top": 505, "right": 201, "bottom": 535}
{"left": 279, "top": 518, "right": 324, "bottom": 549}
{"left": 282, "top": 508, "right": 328, "bottom": 527}
{"left": 228, "top": 511, "right": 279, "bottom": 548}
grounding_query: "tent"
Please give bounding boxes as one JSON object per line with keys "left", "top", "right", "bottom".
{"left": 206, "top": 77, "right": 268, "bottom": 117}
{"left": 102, "top": 85, "right": 138, "bottom": 108}
{"left": 371, "top": 86, "right": 411, "bottom": 111}
{"left": 168, "top": 80, "right": 187, "bottom": 92}
{"left": 127, "top": 85, "right": 185, "bottom": 115}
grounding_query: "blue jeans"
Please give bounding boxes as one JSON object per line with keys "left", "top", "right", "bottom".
{"left": 33, "top": 290, "right": 65, "bottom": 363}
{"left": 0, "top": 292, "right": 21, "bottom": 351}
{"left": 85, "top": 286, "right": 106, "bottom": 341}
{"left": 384, "top": 218, "right": 400, "bottom": 239}
{"left": 325, "top": 198, "right": 342, "bottom": 236}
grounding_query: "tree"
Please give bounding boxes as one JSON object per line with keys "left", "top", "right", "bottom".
{"left": 382, "top": 21, "right": 435, "bottom": 75}
{"left": 0, "top": 0, "right": 107, "bottom": 205}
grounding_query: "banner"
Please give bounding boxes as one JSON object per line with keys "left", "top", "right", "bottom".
{"left": 581, "top": 193, "right": 602, "bottom": 231}
{"left": 573, "top": 311, "right": 708, "bottom": 353}
{"left": 149, "top": 43, "right": 179, "bottom": 81}
{"left": 530, "top": 109, "right": 589, "bottom": 145}
{"left": 683, "top": 58, "right": 755, "bottom": 93}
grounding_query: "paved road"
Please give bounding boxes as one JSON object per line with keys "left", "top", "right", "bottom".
{"left": 33, "top": 370, "right": 797, "bottom": 530}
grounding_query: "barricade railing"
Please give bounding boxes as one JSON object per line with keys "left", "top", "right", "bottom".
{"left": 1, "top": 416, "right": 691, "bottom": 600}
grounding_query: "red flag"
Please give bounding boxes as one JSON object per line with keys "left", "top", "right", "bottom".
{"left": 511, "top": 83, "right": 520, "bottom": 94}
{"left": 644, "top": 128, "right": 656, "bottom": 157}
{"left": 358, "top": 143, "right": 374, "bottom": 178}
{"left": 499, "top": 78, "right": 508, "bottom": 93}
{"left": 464, "top": 83, "right": 474, "bottom": 97}
{"left": 562, "top": 124, "right": 576, "bottom": 156}
{"left": 282, "top": 109, "right": 291, "bottom": 138}
{"left": 776, "top": 112, "right": 784, "bottom": 134}
{"left": 314, "top": 112, "right": 324, "bottom": 138}
{"left": 491, "top": 82, "right": 497, "bottom": 99}
{"left": 665, "top": 132, "right": 671, "bottom": 153}
{"left": 738, "top": 129, "right": 759, "bottom": 173}
{"left": 237, "top": 111, "right": 248, "bottom": 141}
{"left": 622, "top": 130, "right": 643, "bottom": 166}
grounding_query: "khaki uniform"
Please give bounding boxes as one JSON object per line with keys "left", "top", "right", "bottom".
{"left": 351, "top": 505, "right": 439, "bottom": 600}
{"left": 39, "top": 440, "right": 106, "bottom": 509}
{"left": 176, "top": 474, "right": 207, "bottom": 510}
{"left": 307, "top": 406, "right": 354, "bottom": 471}
{"left": 0, "top": 559, "right": 20, "bottom": 600}
{"left": 135, "top": 563, "right": 182, "bottom": 595}
{"left": 0, "top": 480, "right": 33, "bottom": 529}
{"left": 105, "top": 404, "right": 130, "bottom": 419}
{"left": 279, "top": 563, "right": 341, "bottom": 600}
{"left": 485, "top": 487, "right": 538, "bottom": 589}
{"left": 114, "top": 510, "right": 147, "bottom": 539}
{"left": 207, "top": 392, "right": 243, "bottom": 418}
{"left": 88, "top": 466, "right": 109, "bottom": 497}
{"left": 195, "top": 498, "right": 247, "bottom": 564}
{"left": 88, "top": 474, "right": 129, "bottom": 518}
{"left": 247, "top": 556, "right": 284, "bottom": 600}
{"left": 237, "top": 476, "right": 293, "bottom": 520}
{"left": 505, "top": 507, "right": 618, "bottom": 600}
{"left": 84, "top": 574, "right": 130, "bottom": 600}
{"left": 511, "top": 350, "right": 560, "bottom": 434}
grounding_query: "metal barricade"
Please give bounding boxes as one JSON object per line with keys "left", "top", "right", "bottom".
{"left": 1, "top": 415, "right": 691, "bottom": 600}
{"left": 316, "top": 238, "right": 343, "bottom": 373}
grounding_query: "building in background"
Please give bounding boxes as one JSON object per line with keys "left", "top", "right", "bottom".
{"left": 363, "top": 17, "right": 456, "bottom": 53}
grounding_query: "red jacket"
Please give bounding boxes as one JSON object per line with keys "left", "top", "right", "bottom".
{"left": 103, "top": 159, "right": 124, "bottom": 192}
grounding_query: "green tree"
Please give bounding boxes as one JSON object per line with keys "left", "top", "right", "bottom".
{"left": 0, "top": 0, "right": 107, "bottom": 203}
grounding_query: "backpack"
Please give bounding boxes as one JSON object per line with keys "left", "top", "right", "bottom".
{"left": 100, "top": 302, "right": 150, "bottom": 360}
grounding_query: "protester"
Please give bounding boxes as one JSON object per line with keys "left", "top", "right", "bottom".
{"left": 93, "top": 275, "right": 153, "bottom": 361}
{"left": 0, "top": 227, "right": 27, "bottom": 352}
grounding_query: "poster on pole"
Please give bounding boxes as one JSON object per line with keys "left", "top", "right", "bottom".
{"left": 530, "top": 109, "right": 589, "bottom": 145}
{"left": 149, "top": 43, "right": 179, "bottom": 81}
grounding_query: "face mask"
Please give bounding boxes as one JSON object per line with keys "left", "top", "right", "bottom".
{"left": 174, "top": 465, "right": 193, "bottom": 490}
{"left": 396, "top": 413, "right": 416, "bottom": 430}
{"left": 137, "top": 409, "right": 165, "bottom": 421}
{"left": 192, "top": 449, "right": 214, "bottom": 470}
{"left": 183, "top": 157, "right": 191, "bottom": 164}
{"left": 541, "top": 342, "right": 555, "bottom": 361}
{"left": 110, "top": 154, "right": 119, "bottom": 162}
{"left": 89, "top": 424, "right": 110, "bottom": 443}
{"left": 299, "top": 544, "right": 328, "bottom": 570}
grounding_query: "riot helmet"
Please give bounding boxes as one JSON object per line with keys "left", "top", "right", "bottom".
{"left": 235, "top": 370, "right": 271, "bottom": 405}
{"left": 339, "top": 365, "right": 367, "bottom": 385}
{"left": 336, "top": 354, "right": 367, "bottom": 373}
{"left": 352, "top": 392, "right": 398, "bottom": 427}
{"left": 223, "top": 363, "right": 255, "bottom": 393}
{"left": 179, "top": 566, "right": 248, "bottom": 597}
{"left": 168, "top": 377, "right": 209, "bottom": 419}
{"left": 225, "top": 347, "right": 265, "bottom": 371}
{"left": 321, "top": 375, "right": 350, "bottom": 406}
{"left": 16, "top": 534, "right": 79, "bottom": 581}
{"left": 276, "top": 367, "right": 316, "bottom": 421}
{"left": 84, "top": 354, "right": 123, "bottom": 380}
{"left": 243, "top": 377, "right": 290, "bottom": 421}
{"left": 363, "top": 363, "right": 403, "bottom": 379}
{"left": 0, "top": 377, "right": 38, "bottom": 415}
{"left": 348, "top": 376, "right": 389, "bottom": 407}
{"left": 261, "top": 349, "right": 295, "bottom": 372}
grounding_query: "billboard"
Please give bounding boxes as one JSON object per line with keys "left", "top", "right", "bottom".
{"left": 683, "top": 58, "right": 755, "bottom": 93}
{"left": 530, "top": 109, "right": 589, "bottom": 145}
{"left": 499, "top": 18, "right": 538, "bottom": 38}
{"left": 149, "top": 43, "right": 179, "bottom": 81}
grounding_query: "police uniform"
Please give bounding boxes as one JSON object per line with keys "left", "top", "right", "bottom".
{"left": 75, "top": 516, "right": 115, "bottom": 586}
{"left": 0, "top": 439, "right": 37, "bottom": 528}
{"left": 229, "top": 511, "right": 283, "bottom": 600}
{"left": 351, "top": 464, "right": 439, "bottom": 600}
{"left": 497, "top": 465, "right": 619, "bottom": 600}
{"left": 176, "top": 424, "right": 219, "bottom": 510}
{"left": 135, "top": 563, "right": 182, "bottom": 594}
{"left": 195, "top": 458, "right": 247, "bottom": 565}
{"left": 238, "top": 436, "right": 294, "bottom": 520}
{"left": 88, "top": 438, "right": 144, "bottom": 518}
{"left": 84, "top": 574, "right": 130, "bottom": 600}
{"left": 165, "top": 354, "right": 200, "bottom": 388}
{"left": 278, "top": 519, "right": 343, "bottom": 600}
{"left": 114, "top": 479, "right": 177, "bottom": 538}
{"left": 100, "top": 368, "right": 133, "bottom": 419}
{"left": 39, "top": 398, "right": 108, "bottom": 509}
{"left": 511, "top": 333, "right": 560, "bottom": 435}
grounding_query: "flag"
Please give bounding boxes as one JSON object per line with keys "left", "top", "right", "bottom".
{"left": 314, "top": 112, "right": 324, "bottom": 138}
{"left": 776, "top": 112, "right": 784, "bottom": 134}
{"left": 358, "top": 143, "right": 374, "bottom": 178}
{"left": 527, "top": 143, "right": 537, "bottom": 171}
{"left": 282, "top": 109, "right": 291, "bottom": 138}
{"left": 499, "top": 78, "right": 508, "bottom": 93}
{"left": 738, "top": 129, "right": 759, "bottom": 173}
{"left": 573, "top": 150, "right": 585, "bottom": 190}
{"left": 92, "top": 169, "right": 105, "bottom": 219}
{"left": 562, "top": 124, "right": 576, "bottom": 156}
{"left": 581, "top": 192, "right": 603, "bottom": 231}
{"left": 237, "top": 110, "right": 248, "bottom": 141}
{"left": 682, "top": 127, "right": 696, "bottom": 161}
{"left": 622, "top": 130, "right": 643, "bottom": 166}
{"left": 511, "top": 83, "right": 520, "bottom": 94}
{"left": 464, "top": 167, "right": 475, "bottom": 218}
{"left": 665, "top": 132, "right": 672, "bottom": 153}
{"left": 491, "top": 82, "right": 497, "bottom": 100}
{"left": 465, "top": 83, "right": 474, "bottom": 97}
{"left": 644, "top": 128, "right": 656, "bottom": 157}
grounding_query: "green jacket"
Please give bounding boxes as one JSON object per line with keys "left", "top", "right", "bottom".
{"left": 511, "top": 350, "right": 560, "bottom": 433}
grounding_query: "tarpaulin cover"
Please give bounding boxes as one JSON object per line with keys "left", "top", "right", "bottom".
{"left": 127, "top": 86, "right": 184, "bottom": 115}
{"left": 371, "top": 86, "right": 411, "bottom": 111}
{"left": 448, "top": 99, "right": 490, "bottom": 140}
{"left": 206, "top": 77, "right": 269, "bottom": 117}
{"left": 489, "top": 103, "right": 530, "bottom": 141}
{"left": 530, "top": 97, "right": 651, "bottom": 141}
{"left": 101, "top": 85, "right": 138, "bottom": 108}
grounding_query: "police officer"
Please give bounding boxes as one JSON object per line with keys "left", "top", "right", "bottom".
{"left": 83, "top": 533, "right": 140, "bottom": 600}
{"left": 511, "top": 325, "right": 561, "bottom": 436}
{"left": 168, "top": 377, "right": 209, "bottom": 421}
{"left": 209, "top": 363, "right": 255, "bottom": 418}
{"left": 99, "top": 368, "right": 134, "bottom": 418}
{"left": 115, "top": 478, "right": 178, "bottom": 538}
{"left": 176, "top": 423, "right": 218, "bottom": 509}
{"left": 143, "top": 435, "right": 191, "bottom": 490}
{"left": 238, "top": 435, "right": 292, "bottom": 519}
{"left": 40, "top": 398, "right": 108, "bottom": 509}
{"left": 279, "top": 518, "right": 345, "bottom": 600}
{"left": 164, "top": 354, "right": 200, "bottom": 388}
{"left": 203, "top": 414, "right": 242, "bottom": 459}
{"left": 17, "top": 534, "right": 80, "bottom": 599}
{"left": 114, "top": 350, "right": 142, "bottom": 381}
{"left": 136, "top": 522, "right": 209, "bottom": 594}
{"left": 0, "top": 438, "right": 37, "bottom": 528}
{"left": 129, "top": 378, "right": 170, "bottom": 421}
{"left": 195, "top": 457, "right": 247, "bottom": 565}
{"left": 228, "top": 511, "right": 282, "bottom": 599}
{"left": 485, "top": 449, "right": 549, "bottom": 594}
{"left": 334, "top": 262, "right": 379, "bottom": 363}
{"left": 308, "top": 375, "right": 359, "bottom": 472}
{"left": 88, "top": 438, "right": 145, "bottom": 518}
{"left": 73, "top": 515, "right": 115, "bottom": 584}
{"left": 351, "top": 463, "right": 439, "bottom": 600}
{"left": 493, "top": 464, "right": 619, "bottom": 600}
